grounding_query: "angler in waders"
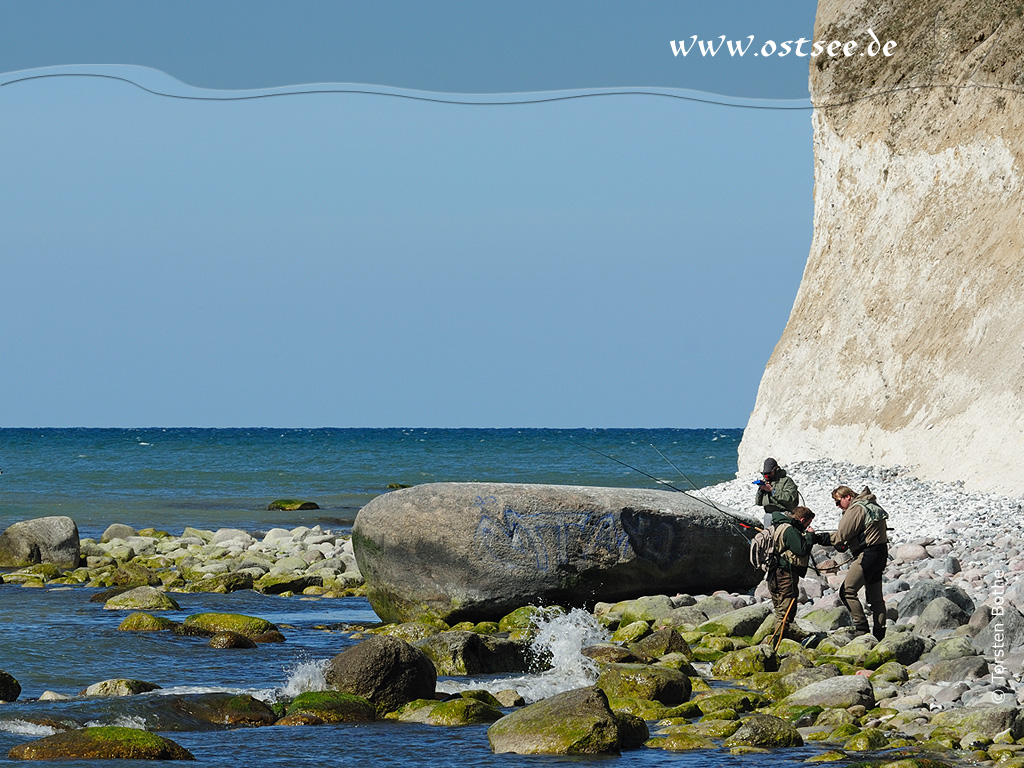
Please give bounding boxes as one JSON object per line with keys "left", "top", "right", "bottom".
{"left": 767, "top": 506, "right": 817, "bottom": 643}
{"left": 830, "top": 485, "right": 889, "bottom": 640}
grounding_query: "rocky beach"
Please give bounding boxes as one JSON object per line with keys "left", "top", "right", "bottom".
{"left": 1, "top": 457, "right": 1023, "bottom": 765}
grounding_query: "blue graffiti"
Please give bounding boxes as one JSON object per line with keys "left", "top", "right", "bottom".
{"left": 473, "top": 496, "right": 632, "bottom": 572}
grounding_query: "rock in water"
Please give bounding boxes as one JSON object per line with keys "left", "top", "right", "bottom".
{"left": 7, "top": 726, "right": 194, "bottom": 760}
{"left": 0, "top": 669, "right": 21, "bottom": 702}
{"left": 0, "top": 516, "right": 80, "bottom": 568}
{"left": 353, "top": 482, "right": 759, "bottom": 623}
{"left": 487, "top": 686, "right": 621, "bottom": 755}
{"left": 324, "top": 636, "right": 437, "bottom": 716}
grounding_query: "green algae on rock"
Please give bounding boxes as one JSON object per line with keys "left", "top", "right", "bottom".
{"left": 118, "top": 612, "right": 178, "bottom": 632}
{"left": 596, "top": 663, "right": 691, "bottom": 706}
{"left": 426, "top": 697, "right": 504, "bottom": 726}
{"left": 7, "top": 726, "right": 194, "bottom": 760}
{"left": 285, "top": 691, "right": 375, "bottom": 723}
{"left": 488, "top": 686, "right": 620, "bottom": 755}
{"left": 267, "top": 499, "right": 320, "bottom": 511}
{"left": 178, "top": 612, "right": 283, "bottom": 641}
{"left": 723, "top": 713, "right": 803, "bottom": 748}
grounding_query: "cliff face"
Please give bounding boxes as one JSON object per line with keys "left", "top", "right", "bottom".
{"left": 738, "top": 0, "right": 1024, "bottom": 495}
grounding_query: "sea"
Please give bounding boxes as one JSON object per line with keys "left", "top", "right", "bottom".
{"left": 0, "top": 428, "right": 822, "bottom": 766}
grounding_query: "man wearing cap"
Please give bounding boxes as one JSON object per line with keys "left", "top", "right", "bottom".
{"left": 756, "top": 457, "right": 800, "bottom": 528}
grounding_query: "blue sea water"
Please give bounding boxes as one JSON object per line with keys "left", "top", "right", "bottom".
{"left": 0, "top": 428, "right": 849, "bottom": 767}
{"left": 0, "top": 428, "right": 743, "bottom": 540}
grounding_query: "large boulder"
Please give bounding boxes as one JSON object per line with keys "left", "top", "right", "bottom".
{"left": 353, "top": 483, "right": 760, "bottom": 623}
{"left": 488, "top": 686, "right": 621, "bottom": 755}
{"left": 324, "top": 636, "right": 436, "bottom": 716}
{"left": 0, "top": 516, "right": 80, "bottom": 568}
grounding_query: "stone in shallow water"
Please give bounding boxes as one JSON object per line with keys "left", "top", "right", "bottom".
{"left": 8, "top": 726, "right": 194, "bottom": 761}
{"left": 487, "top": 686, "right": 621, "bottom": 755}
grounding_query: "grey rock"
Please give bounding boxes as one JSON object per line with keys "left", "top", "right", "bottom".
{"left": 897, "top": 580, "right": 975, "bottom": 618}
{"left": 924, "top": 636, "right": 979, "bottom": 662}
{"left": 325, "top": 635, "right": 436, "bottom": 716}
{"left": 619, "top": 595, "right": 675, "bottom": 626}
{"left": 929, "top": 656, "right": 989, "bottom": 682}
{"left": 352, "top": 483, "right": 760, "bottom": 623}
{"left": 101, "top": 523, "right": 137, "bottom": 543}
{"left": 82, "top": 679, "right": 161, "bottom": 697}
{"left": 783, "top": 675, "right": 875, "bottom": 709}
{"left": 915, "top": 597, "right": 971, "bottom": 636}
{"left": 931, "top": 704, "right": 1024, "bottom": 739}
{"left": 693, "top": 594, "right": 736, "bottom": 619}
{"left": 0, "top": 516, "right": 80, "bottom": 568}
{"left": 697, "top": 602, "right": 771, "bottom": 637}
{"left": 974, "top": 606, "right": 1024, "bottom": 654}
{"left": 803, "top": 606, "right": 854, "bottom": 632}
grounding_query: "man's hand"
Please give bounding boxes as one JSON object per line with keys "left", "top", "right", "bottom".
{"left": 761, "top": 481, "right": 773, "bottom": 494}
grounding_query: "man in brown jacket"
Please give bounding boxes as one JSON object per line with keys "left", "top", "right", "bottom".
{"left": 830, "top": 485, "right": 889, "bottom": 640}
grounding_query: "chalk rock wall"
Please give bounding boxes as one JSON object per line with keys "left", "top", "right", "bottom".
{"left": 738, "top": 0, "right": 1024, "bottom": 495}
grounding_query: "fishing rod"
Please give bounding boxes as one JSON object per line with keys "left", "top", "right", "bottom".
{"left": 571, "top": 441, "right": 759, "bottom": 531}
{"left": 649, "top": 443, "right": 728, "bottom": 515}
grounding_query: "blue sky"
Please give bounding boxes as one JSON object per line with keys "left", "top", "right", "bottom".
{"left": 1, "top": 2, "right": 817, "bottom": 427}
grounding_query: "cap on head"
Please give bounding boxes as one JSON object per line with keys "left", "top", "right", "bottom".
{"left": 762, "top": 457, "right": 779, "bottom": 474}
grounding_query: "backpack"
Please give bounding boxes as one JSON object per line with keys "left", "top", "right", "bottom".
{"left": 749, "top": 526, "right": 778, "bottom": 573}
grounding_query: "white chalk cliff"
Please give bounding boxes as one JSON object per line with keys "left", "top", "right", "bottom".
{"left": 738, "top": 0, "right": 1024, "bottom": 495}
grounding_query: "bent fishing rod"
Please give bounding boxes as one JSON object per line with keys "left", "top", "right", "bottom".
{"left": 571, "top": 441, "right": 760, "bottom": 532}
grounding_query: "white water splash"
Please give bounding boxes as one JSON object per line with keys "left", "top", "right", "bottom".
{"left": 437, "top": 607, "right": 608, "bottom": 704}
{"left": 279, "top": 659, "right": 328, "bottom": 699}
{"left": 0, "top": 720, "right": 59, "bottom": 736}
{"left": 86, "top": 715, "right": 147, "bottom": 729}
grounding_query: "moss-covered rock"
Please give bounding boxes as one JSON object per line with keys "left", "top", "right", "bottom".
{"left": 693, "top": 689, "right": 769, "bottom": 715}
{"left": 596, "top": 663, "right": 691, "bottom": 705}
{"left": 712, "top": 645, "right": 778, "bottom": 678}
{"left": 376, "top": 621, "right": 446, "bottom": 643}
{"left": 117, "top": 612, "right": 178, "bottom": 632}
{"left": 844, "top": 726, "right": 890, "bottom": 751}
{"left": 103, "top": 586, "right": 180, "bottom": 612}
{"left": 497, "top": 605, "right": 562, "bottom": 634}
{"left": 268, "top": 499, "right": 320, "bottom": 511}
{"left": 930, "top": 705, "right": 1024, "bottom": 740}
{"left": 646, "top": 732, "right": 716, "bottom": 751}
{"left": 697, "top": 602, "right": 772, "bottom": 637}
{"left": 385, "top": 698, "right": 438, "bottom": 723}
{"left": 427, "top": 697, "right": 503, "bottom": 726}
{"left": 487, "top": 686, "right": 620, "bottom": 755}
{"left": 607, "top": 697, "right": 699, "bottom": 721}
{"left": 870, "top": 660, "right": 909, "bottom": 683}
{"left": 178, "top": 612, "right": 283, "bottom": 641}
{"left": 285, "top": 691, "right": 375, "bottom": 722}
{"left": 863, "top": 633, "right": 926, "bottom": 669}
{"left": 611, "top": 620, "right": 651, "bottom": 643}
{"left": 723, "top": 713, "right": 803, "bottom": 748}
{"left": 631, "top": 628, "right": 694, "bottom": 661}
{"left": 7, "top": 726, "right": 194, "bottom": 760}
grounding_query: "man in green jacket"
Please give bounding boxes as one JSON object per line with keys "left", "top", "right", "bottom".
{"left": 756, "top": 457, "right": 800, "bottom": 526}
{"left": 767, "top": 506, "right": 817, "bottom": 641}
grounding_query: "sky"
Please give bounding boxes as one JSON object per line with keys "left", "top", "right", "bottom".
{"left": 0, "top": 1, "right": 819, "bottom": 428}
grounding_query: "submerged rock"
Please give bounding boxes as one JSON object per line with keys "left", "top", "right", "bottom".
{"left": 268, "top": 499, "right": 320, "bottom": 511}
{"left": 7, "top": 726, "right": 194, "bottom": 760}
{"left": 353, "top": 482, "right": 760, "bottom": 623}
{"left": 488, "top": 686, "right": 621, "bottom": 755}
{"left": 0, "top": 516, "right": 80, "bottom": 569}
{"left": 118, "top": 612, "right": 178, "bottom": 632}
